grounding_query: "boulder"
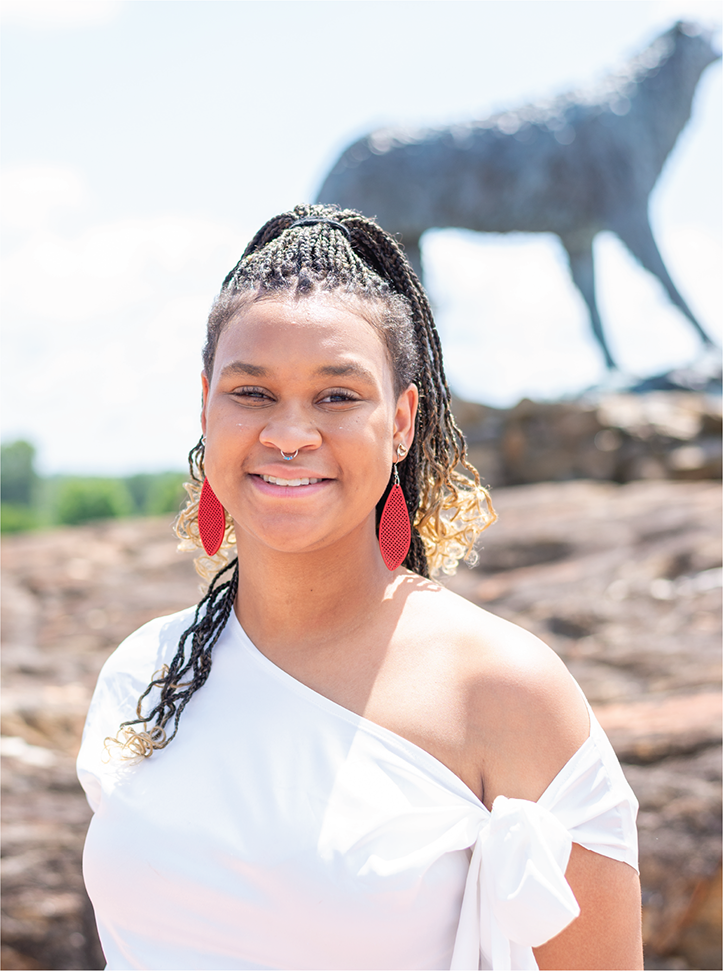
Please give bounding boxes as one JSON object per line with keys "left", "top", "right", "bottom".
{"left": 453, "top": 392, "right": 723, "bottom": 487}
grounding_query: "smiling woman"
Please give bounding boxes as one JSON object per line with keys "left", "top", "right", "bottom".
{"left": 76, "top": 205, "right": 642, "bottom": 971}
{"left": 201, "top": 297, "right": 416, "bottom": 563}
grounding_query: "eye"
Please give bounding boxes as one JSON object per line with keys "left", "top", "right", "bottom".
{"left": 319, "top": 388, "right": 359, "bottom": 404}
{"left": 230, "top": 386, "right": 273, "bottom": 402}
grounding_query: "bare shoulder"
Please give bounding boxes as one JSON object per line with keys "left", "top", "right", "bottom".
{"left": 399, "top": 577, "right": 591, "bottom": 808}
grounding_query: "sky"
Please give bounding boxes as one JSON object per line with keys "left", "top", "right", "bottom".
{"left": 1, "top": 0, "right": 722, "bottom": 475}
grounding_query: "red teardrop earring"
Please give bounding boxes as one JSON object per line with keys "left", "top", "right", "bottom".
{"left": 198, "top": 477, "right": 226, "bottom": 556}
{"left": 378, "top": 461, "right": 411, "bottom": 571}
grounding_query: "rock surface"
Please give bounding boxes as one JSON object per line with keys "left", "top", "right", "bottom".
{"left": 1, "top": 480, "right": 721, "bottom": 970}
{"left": 455, "top": 391, "right": 722, "bottom": 488}
{"left": 446, "top": 479, "right": 722, "bottom": 970}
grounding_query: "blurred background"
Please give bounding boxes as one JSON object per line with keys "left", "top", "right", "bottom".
{"left": 1, "top": 2, "right": 721, "bottom": 970}
{"left": 1, "top": 0, "right": 721, "bottom": 477}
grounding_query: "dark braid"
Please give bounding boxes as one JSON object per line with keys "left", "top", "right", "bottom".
{"left": 110, "top": 558, "right": 239, "bottom": 757}
{"left": 114, "top": 204, "right": 493, "bottom": 758}
{"left": 336, "top": 213, "right": 470, "bottom": 578}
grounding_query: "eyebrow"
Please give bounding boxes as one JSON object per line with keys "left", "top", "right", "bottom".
{"left": 219, "top": 361, "right": 377, "bottom": 383}
{"left": 314, "top": 363, "right": 377, "bottom": 383}
{"left": 219, "top": 362, "right": 268, "bottom": 378}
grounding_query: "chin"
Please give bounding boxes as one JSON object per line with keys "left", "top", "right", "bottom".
{"left": 234, "top": 521, "right": 333, "bottom": 556}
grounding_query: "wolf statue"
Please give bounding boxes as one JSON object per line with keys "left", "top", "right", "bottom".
{"left": 318, "top": 22, "right": 720, "bottom": 372}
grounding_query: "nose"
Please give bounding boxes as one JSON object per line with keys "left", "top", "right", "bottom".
{"left": 258, "top": 405, "right": 322, "bottom": 456}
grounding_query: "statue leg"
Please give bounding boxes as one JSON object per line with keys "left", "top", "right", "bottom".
{"left": 611, "top": 211, "right": 715, "bottom": 348}
{"left": 560, "top": 231, "right": 617, "bottom": 371}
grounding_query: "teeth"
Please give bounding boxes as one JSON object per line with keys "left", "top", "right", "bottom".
{"left": 261, "top": 475, "right": 322, "bottom": 487}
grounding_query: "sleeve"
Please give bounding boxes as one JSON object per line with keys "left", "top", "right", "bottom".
{"left": 537, "top": 710, "right": 639, "bottom": 871}
{"left": 450, "top": 711, "right": 639, "bottom": 970}
{"left": 76, "top": 666, "right": 116, "bottom": 813}
{"left": 76, "top": 607, "right": 197, "bottom": 813}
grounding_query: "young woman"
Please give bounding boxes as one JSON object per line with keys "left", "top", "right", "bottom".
{"left": 77, "top": 205, "right": 642, "bottom": 971}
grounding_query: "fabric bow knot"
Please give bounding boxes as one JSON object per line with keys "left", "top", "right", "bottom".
{"left": 451, "top": 796, "right": 580, "bottom": 971}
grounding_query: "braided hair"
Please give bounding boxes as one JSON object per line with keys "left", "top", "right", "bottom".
{"left": 110, "top": 204, "right": 495, "bottom": 758}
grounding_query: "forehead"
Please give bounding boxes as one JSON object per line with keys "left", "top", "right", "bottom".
{"left": 213, "top": 293, "right": 391, "bottom": 376}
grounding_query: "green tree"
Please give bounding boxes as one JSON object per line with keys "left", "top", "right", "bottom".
{"left": 144, "top": 472, "right": 187, "bottom": 515}
{"left": 1, "top": 440, "right": 38, "bottom": 505}
{"left": 124, "top": 473, "right": 153, "bottom": 514}
{"left": 123, "top": 472, "right": 187, "bottom": 515}
{"left": 56, "top": 478, "right": 133, "bottom": 525}
{"left": 0, "top": 504, "right": 37, "bottom": 533}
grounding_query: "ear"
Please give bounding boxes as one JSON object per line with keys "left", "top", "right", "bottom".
{"left": 200, "top": 372, "right": 210, "bottom": 437}
{"left": 393, "top": 383, "right": 419, "bottom": 456}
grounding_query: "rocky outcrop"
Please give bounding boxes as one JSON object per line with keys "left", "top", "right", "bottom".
{"left": 454, "top": 392, "right": 722, "bottom": 488}
{"left": 446, "top": 479, "right": 722, "bottom": 970}
{"left": 1, "top": 520, "right": 202, "bottom": 971}
{"left": 1, "top": 479, "right": 721, "bottom": 970}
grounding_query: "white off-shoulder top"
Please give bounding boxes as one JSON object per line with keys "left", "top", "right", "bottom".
{"left": 77, "top": 606, "right": 638, "bottom": 971}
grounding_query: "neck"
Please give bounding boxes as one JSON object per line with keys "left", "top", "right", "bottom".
{"left": 232, "top": 517, "right": 397, "bottom": 659}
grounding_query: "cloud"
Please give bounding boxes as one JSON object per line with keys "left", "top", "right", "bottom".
{"left": 650, "top": 1, "right": 722, "bottom": 28}
{"left": 6, "top": 289, "right": 220, "bottom": 475}
{"left": 2, "top": 164, "right": 244, "bottom": 322}
{"left": 2, "top": 269, "right": 231, "bottom": 475}
{"left": 2, "top": 164, "right": 87, "bottom": 232}
{"left": 1, "top": 166, "right": 250, "bottom": 473}
{"left": 1, "top": 0, "right": 124, "bottom": 29}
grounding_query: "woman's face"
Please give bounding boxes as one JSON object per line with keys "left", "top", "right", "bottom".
{"left": 201, "top": 293, "right": 418, "bottom": 559}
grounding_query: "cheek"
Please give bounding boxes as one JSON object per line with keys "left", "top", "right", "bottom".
{"left": 352, "top": 414, "right": 396, "bottom": 484}
{"left": 339, "top": 415, "right": 391, "bottom": 468}
{"left": 207, "top": 394, "right": 259, "bottom": 438}
{"left": 203, "top": 408, "right": 254, "bottom": 479}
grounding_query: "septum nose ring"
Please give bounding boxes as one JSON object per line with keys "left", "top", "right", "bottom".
{"left": 280, "top": 449, "right": 299, "bottom": 461}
